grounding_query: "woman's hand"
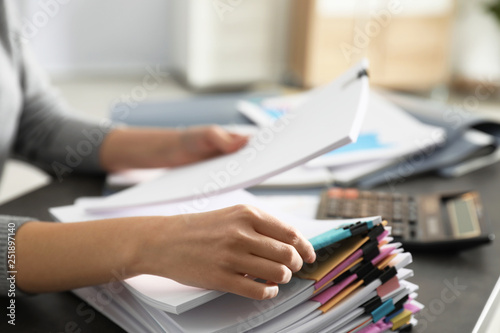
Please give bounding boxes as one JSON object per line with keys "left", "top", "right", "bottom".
{"left": 100, "top": 126, "right": 248, "bottom": 171}
{"left": 135, "top": 205, "right": 316, "bottom": 300}
{"left": 15, "top": 206, "right": 315, "bottom": 300}
{"left": 166, "top": 126, "right": 248, "bottom": 166}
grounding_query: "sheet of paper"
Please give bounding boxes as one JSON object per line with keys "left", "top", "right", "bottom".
{"left": 72, "top": 286, "right": 152, "bottom": 332}
{"left": 254, "top": 165, "right": 334, "bottom": 188}
{"left": 106, "top": 165, "right": 333, "bottom": 190}
{"left": 328, "top": 158, "right": 396, "bottom": 185}
{"left": 51, "top": 190, "right": 377, "bottom": 240}
{"left": 305, "top": 91, "right": 446, "bottom": 168}
{"left": 161, "top": 278, "right": 315, "bottom": 333}
{"left": 84, "top": 61, "right": 369, "bottom": 212}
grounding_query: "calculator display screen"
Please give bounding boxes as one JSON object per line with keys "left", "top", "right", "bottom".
{"left": 447, "top": 195, "right": 481, "bottom": 238}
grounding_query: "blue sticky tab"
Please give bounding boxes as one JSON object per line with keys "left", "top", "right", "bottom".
{"left": 309, "top": 220, "right": 378, "bottom": 251}
{"left": 372, "top": 300, "right": 395, "bottom": 323}
{"left": 309, "top": 228, "right": 352, "bottom": 251}
{"left": 384, "top": 308, "right": 404, "bottom": 323}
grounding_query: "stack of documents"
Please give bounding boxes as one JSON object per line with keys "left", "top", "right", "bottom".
{"left": 238, "top": 90, "right": 447, "bottom": 187}
{"left": 239, "top": 89, "right": 500, "bottom": 188}
{"left": 50, "top": 190, "right": 422, "bottom": 333}
{"left": 362, "top": 91, "right": 500, "bottom": 185}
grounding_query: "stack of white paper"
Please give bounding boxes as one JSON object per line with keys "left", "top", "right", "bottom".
{"left": 51, "top": 190, "right": 422, "bottom": 333}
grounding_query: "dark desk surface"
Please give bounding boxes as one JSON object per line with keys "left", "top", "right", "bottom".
{"left": 0, "top": 175, "right": 124, "bottom": 333}
{"left": 1, "top": 164, "right": 500, "bottom": 332}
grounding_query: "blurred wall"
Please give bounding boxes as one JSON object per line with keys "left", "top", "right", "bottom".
{"left": 13, "top": 0, "right": 500, "bottom": 86}
{"left": 15, "top": 0, "right": 172, "bottom": 76}
{"left": 453, "top": 0, "right": 500, "bottom": 82}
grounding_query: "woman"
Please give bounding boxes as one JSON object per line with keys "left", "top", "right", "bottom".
{"left": 0, "top": 2, "right": 315, "bottom": 301}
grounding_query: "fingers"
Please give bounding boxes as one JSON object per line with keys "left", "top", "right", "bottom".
{"left": 206, "top": 126, "right": 248, "bottom": 153}
{"left": 238, "top": 206, "right": 316, "bottom": 264}
{"left": 232, "top": 254, "right": 293, "bottom": 285}
{"left": 153, "top": 205, "right": 316, "bottom": 301}
{"left": 244, "top": 233, "right": 304, "bottom": 272}
{"left": 223, "top": 275, "right": 279, "bottom": 300}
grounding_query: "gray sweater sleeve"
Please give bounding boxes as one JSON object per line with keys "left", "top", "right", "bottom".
{"left": 0, "top": 3, "right": 114, "bottom": 294}
{"left": 0, "top": 216, "right": 36, "bottom": 295}
{"left": 12, "top": 43, "right": 114, "bottom": 179}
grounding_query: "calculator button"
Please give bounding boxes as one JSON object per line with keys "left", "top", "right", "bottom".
{"left": 426, "top": 216, "right": 440, "bottom": 237}
{"left": 360, "top": 191, "right": 371, "bottom": 199}
{"left": 409, "top": 202, "right": 418, "bottom": 222}
{"left": 410, "top": 228, "right": 417, "bottom": 239}
{"left": 392, "top": 225, "right": 404, "bottom": 237}
{"left": 327, "top": 188, "right": 343, "bottom": 199}
{"left": 360, "top": 200, "right": 371, "bottom": 216}
{"left": 400, "top": 194, "right": 409, "bottom": 204}
{"left": 344, "top": 188, "right": 359, "bottom": 199}
{"left": 376, "top": 192, "right": 391, "bottom": 201}
{"left": 342, "top": 200, "right": 356, "bottom": 217}
{"left": 393, "top": 235, "right": 404, "bottom": 242}
{"left": 376, "top": 202, "right": 385, "bottom": 214}
{"left": 392, "top": 193, "right": 403, "bottom": 201}
{"left": 393, "top": 207, "right": 403, "bottom": 220}
{"left": 326, "top": 200, "right": 341, "bottom": 217}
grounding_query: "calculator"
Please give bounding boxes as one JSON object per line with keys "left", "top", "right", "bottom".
{"left": 316, "top": 188, "right": 494, "bottom": 251}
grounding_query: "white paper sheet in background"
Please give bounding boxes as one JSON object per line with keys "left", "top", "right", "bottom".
{"left": 306, "top": 92, "right": 446, "bottom": 168}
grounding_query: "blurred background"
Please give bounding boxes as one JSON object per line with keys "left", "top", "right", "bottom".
{"left": 2, "top": 0, "right": 500, "bottom": 202}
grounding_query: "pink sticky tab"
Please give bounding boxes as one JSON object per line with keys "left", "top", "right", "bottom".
{"left": 314, "top": 249, "right": 363, "bottom": 290}
{"left": 405, "top": 302, "right": 421, "bottom": 314}
{"left": 377, "top": 276, "right": 400, "bottom": 298}
{"left": 357, "top": 319, "right": 393, "bottom": 333}
{"left": 312, "top": 274, "right": 357, "bottom": 304}
{"left": 371, "top": 246, "right": 395, "bottom": 265}
{"left": 377, "top": 230, "right": 389, "bottom": 242}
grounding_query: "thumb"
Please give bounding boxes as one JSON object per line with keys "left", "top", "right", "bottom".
{"left": 208, "top": 127, "right": 248, "bottom": 153}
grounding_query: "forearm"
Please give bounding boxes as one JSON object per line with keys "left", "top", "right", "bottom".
{"left": 99, "top": 127, "right": 182, "bottom": 172}
{"left": 11, "top": 205, "right": 316, "bottom": 300}
{"left": 99, "top": 126, "right": 248, "bottom": 172}
{"left": 14, "top": 217, "right": 156, "bottom": 293}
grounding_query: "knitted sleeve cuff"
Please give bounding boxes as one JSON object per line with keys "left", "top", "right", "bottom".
{"left": 0, "top": 215, "right": 38, "bottom": 295}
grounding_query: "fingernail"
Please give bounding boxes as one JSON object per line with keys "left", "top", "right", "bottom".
{"left": 264, "top": 285, "right": 279, "bottom": 299}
